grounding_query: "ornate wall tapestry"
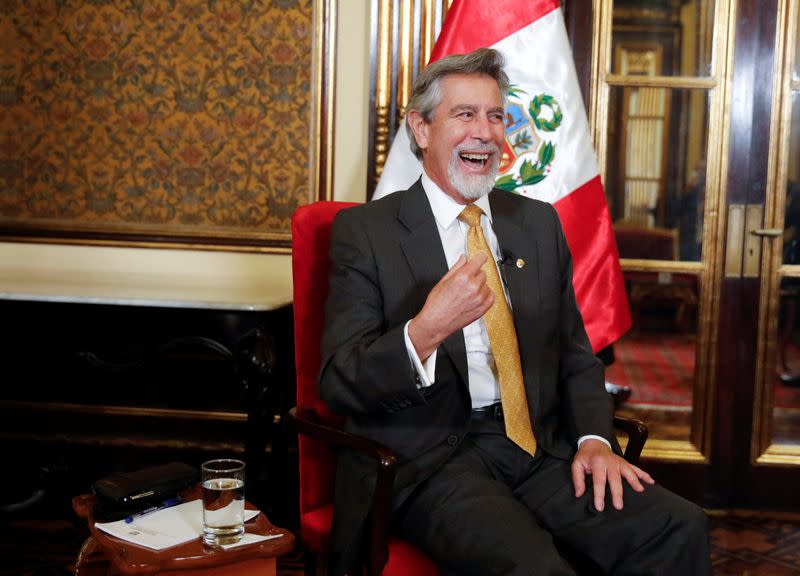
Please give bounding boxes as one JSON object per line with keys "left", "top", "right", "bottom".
{"left": 0, "top": 0, "right": 334, "bottom": 251}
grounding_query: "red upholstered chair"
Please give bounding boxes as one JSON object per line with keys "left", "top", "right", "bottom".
{"left": 289, "top": 201, "right": 648, "bottom": 576}
{"left": 289, "top": 201, "right": 438, "bottom": 576}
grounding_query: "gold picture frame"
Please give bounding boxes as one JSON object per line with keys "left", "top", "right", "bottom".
{"left": 367, "top": 0, "right": 452, "bottom": 197}
{"left": 0, "top": 0, "right": 335, "bottom": 253}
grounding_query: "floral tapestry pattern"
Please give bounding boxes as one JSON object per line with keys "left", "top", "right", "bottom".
{"left": 0, "top": 0, "right": 313, "bottom": 247}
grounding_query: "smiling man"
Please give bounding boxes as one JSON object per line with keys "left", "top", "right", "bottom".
{"left": 406, "top": 72, "right": 505, "bottom": 202}
{"left": 319, "top": 48, "right": 711, "bottom": 576}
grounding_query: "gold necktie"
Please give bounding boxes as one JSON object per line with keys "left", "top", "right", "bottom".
{"left": 459, "top": 204, "right": 537, "bottom": 457}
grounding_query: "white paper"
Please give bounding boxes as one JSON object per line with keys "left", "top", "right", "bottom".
{"left": 94, "top": 500, "right": 268, "bottom": 551}
{"left": 221, "top": 532, "right": 283, "bottom": 549}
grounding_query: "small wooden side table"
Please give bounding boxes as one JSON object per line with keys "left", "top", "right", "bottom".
{"left": 72, "top": 491, "right": 295, "bottom": 576}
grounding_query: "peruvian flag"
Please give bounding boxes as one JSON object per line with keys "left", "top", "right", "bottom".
{"left": 372, "top": 0, "right": 630, "bottom": 352}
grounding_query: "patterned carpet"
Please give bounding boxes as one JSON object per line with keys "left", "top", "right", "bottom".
{"left": 605, "top": 332, "right": 800, "bottom": 409}
{"left": 605, "top": 332, "right": 696, "bottom": 407}
{"left": 710, "top": 511, "right": 800, "bottom": 575}
{"left": 2, "top": 506, "right": 800, "bottom": 575}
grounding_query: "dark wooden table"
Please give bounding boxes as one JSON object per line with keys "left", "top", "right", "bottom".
{"left": 72, "top": 488, "right": 295, "bottom": 575}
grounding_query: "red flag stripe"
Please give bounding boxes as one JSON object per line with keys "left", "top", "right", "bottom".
{"left": 430, "top": 0, "right": 560, "bottom": 62}
{"left": 553, "top": 176, "right": 632, "bottom": 352}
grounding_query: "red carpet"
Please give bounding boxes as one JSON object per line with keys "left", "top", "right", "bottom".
{"left": 605, "top": 333, "right": 695, "bottom": 407}
{"left": 606, "top": 333, "right": 800, "bottom": 409}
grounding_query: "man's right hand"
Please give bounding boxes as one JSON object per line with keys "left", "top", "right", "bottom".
{"left": 407, "top": 252, "right": 494, "bottom": 361}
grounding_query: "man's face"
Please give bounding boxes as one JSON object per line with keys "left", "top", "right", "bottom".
{"left": 409, "top": 73, "right": 505, "bottom": 204}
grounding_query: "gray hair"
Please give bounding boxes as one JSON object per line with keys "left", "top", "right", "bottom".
{"left": 405, "top": 48, "right": 509, "bottom": 160}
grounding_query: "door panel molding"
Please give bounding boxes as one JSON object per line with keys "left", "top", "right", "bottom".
{"left": 593, "top": 0, "right": 736, "bottom": 462}
{"left": 753, "top": 0, "right": 800, "bottom": 467}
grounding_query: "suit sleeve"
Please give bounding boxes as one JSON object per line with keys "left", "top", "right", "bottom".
{"left": 318, "top": 208, "right": 426, "bottom": 416}
{"left": 549, "top": 205, "right": 618, "bottom": 449}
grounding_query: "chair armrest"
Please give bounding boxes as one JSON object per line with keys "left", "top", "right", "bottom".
{"left": 613, "top": 415, "right": 648, "bottom": 466}
{"left": 288, "top": 406, "right": 395, "bottom": 576}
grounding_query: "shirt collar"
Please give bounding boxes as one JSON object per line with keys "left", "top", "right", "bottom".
{"left": 421, "top": 170, "right": 493, "bottom": 230}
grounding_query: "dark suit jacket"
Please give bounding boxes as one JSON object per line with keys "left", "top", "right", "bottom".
{"left": 318, "top": 179, "right": 617, "bottom": 574}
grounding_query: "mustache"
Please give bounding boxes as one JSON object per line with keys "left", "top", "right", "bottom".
{"left": 454, "top": 141, "right": 501, "bottom": 155}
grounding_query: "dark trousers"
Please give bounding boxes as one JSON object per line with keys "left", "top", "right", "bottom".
{"left": 394, "top": 420, "right": 711, "bottom": 576}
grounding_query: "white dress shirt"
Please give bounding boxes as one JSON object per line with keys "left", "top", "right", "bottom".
{"left": 403, "top": 172, "right": 503, "bottom": 408}
{"left": 402, "top": 172, "right": 610, "bottom": 450}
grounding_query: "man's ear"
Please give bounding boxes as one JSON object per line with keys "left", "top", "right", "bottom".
{"left": 406, "top": 110, "right": 429, "bottom": 152}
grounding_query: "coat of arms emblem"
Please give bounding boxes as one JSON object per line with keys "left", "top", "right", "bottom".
{"left": 496, "top": 86, "right": 563, "bottom": 193}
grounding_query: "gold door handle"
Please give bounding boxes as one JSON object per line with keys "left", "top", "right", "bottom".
{"left": 749, "top": 228, "right": 783, "bottom": 237}
{"left": 727, "top": 206, "right": 781, "bottom": 278}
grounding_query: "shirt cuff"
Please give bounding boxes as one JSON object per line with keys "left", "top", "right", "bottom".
{"left": 404, "top": 321, "right": 437, "bottom": 388}
{"left": 577, "top": 435, "right": 612, "bottom": 450}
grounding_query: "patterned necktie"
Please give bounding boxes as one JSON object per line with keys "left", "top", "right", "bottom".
{"left": 459, "top": 204, "right": 537, "bottom": 457}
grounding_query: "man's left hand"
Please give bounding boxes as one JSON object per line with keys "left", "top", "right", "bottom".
{"left": 571, "top": 439, "right": 655, "bottom": 511}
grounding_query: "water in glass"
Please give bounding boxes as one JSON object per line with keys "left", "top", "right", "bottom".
{"left": 202, "top": 476, "right": 244, "bottom": 545}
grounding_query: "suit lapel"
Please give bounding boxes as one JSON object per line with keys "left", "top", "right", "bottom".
{"left": 489, "top": 189, "right": 540, "bottom": 315}
{"left": 398, "top": 180, "right": 469, "bottom": 388}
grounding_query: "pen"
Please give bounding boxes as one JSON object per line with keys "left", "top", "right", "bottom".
{"left": 124, "top": 496, "right": 183, "bottom": 523}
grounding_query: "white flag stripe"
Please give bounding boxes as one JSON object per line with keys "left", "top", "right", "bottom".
{"left": 492, "top": 9, "right": 598, "bottom": 203}
{"left": 373, "top": 129, "right": 418, "bottom": 199}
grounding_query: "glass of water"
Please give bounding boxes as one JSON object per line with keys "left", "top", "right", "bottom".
{"left": 201, "top": 458, "right": 245, "bottom": 546}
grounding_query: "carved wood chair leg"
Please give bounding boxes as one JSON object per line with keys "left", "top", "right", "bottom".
{"left": 74, "top": 536, "right": 111, "bottom": 576}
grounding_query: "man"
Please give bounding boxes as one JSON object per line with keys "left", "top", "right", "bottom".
{"left": 319, "top": 48, "right": 710, "bottom": 575}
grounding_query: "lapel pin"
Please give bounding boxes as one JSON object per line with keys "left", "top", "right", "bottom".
{"left": 516, "top": 258, "right": 525, "bottom": 269}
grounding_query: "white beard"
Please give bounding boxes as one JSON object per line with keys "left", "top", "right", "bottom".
{"left": 447, "top": 143, "right": 501, "bottom": 200}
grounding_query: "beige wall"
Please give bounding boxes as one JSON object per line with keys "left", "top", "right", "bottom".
{"left": 0, "top": 0, "right": 371, "bottom": 306}
{"left": 333, "top": 0, "right": 371, "bottom": 202}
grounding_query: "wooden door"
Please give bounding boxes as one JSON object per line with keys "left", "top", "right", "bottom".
{"left": 568, "top": 0, "right": 800, "bottom": 510}
{"left": 727, "top": 0, "right": 800, "bottom": 509}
